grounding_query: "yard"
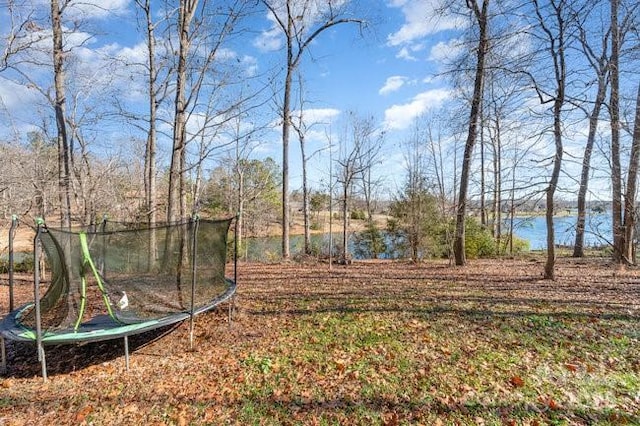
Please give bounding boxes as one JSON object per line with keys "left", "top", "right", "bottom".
{"left": 1, "top": 257, "right": 639, "bottom": 425}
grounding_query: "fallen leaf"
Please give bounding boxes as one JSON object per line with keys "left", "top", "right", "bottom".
{"left": 510, "top": 376, "right": 525, "bottom": 388}
{"left": 382, "top": 412, "right": 399, "bottom": 426}
{"left": 538, "top": 396, "right": 560, "bottom": 410}
{"left": 565, "top": 363, "right": 578, "bottom": 372}
{"left": 75, "top": 405, "right": 93, "bottom": 423}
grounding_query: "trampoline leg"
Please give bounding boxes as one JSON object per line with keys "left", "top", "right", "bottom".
{"left": 38, "top": 343, "right": 47, "bottom": 381}
{"left": 228, "top": 296, "right": 235, "bottom": 327}
{"left": 189, "top": 316, "right": 195, "bottom": 352}
{"left": 124, "top": 336, "right": 130, "bottom": 371}
{"left": 1, "top": 337, "right": 6, "bottom": 375}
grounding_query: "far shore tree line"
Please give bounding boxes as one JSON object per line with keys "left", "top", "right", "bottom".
{"left": 1, "top": 1, "right": 640, "bottom": 278}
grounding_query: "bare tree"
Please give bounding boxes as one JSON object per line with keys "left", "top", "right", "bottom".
{"left": 292, "top": 108, "right": 312, "bottom": 254}
{"left": 1, "top": 1, "right": 44, "bottom": 72}
{"left": 335, "top": 112, "right": 383, "bottom": 263}
{"left": 51, "top": 0, "right": 72, "bottom": 228}
{"left": 135, "top": 0, "right": 163, "bottom": 228}
{"left": 261, "top": 0, "right": 363, "bottom": 259}
{"left": 453, "top": 0, "right": 490, "bottom": 266}
{"left": 529, "top": 0, "right": 571, "bottom": 280}
{"left": 610, "top": 0, "right": 623, "bottom": 260}
{"left": 167, "top": 0, "right": 245, "bottom": 222}
{"left": 622, "top": 83, "right": 640, "bottom": 262}
{"left": 573, "top": 2, "right": 610, "bottom": 257}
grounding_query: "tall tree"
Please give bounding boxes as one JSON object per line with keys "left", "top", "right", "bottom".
{"left": 335, "top": 112, "right": 382, "bottom": 263}
{"left": 622, "top": 83, "right": 640, "bottom": 263}
{"left": 166, "top": 0, "right": 244, "bottom": 222}
{"left": 610, "top": 0, "right": 623, "bottom": 261}
{"left": 529, "top": 0, "right": 570, "bottom": 280}
{"left": 453, "top": 0, "right": 490, "bottom": 266}
{"left": 167, "top": 0, "right": 197, "bottom": 222}
{"left": 136, "top": 0, "right": 160, "bottom": 228}
{"left": 51, "top": 0, "right": 71, "bottom": 228}
{"left": 390, "top": 123, "right": 441, "bottom": 261}
{"left": 573, "top": 3, "right": 609, "bottom": 257}
{"left": 261, "top": 0, "right": 363, "bottom": 259}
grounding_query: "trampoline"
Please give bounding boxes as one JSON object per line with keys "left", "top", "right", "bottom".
{"left": 1, "top": 216, "right": 237, "bottom": 379}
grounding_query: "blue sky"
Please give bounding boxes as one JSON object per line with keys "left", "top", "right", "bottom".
{"left": 3, "top": 0, "right": 631, "bottom": 204}
{"left": 244, "top": 0, "right": 464, "bottom": 192}
{"left": 0, "top": 0, "right": 468, "bottom": 196}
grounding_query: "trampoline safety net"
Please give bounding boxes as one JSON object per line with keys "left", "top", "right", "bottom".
{"left": 18, "top": 218, "right": 233, "bottom": 334}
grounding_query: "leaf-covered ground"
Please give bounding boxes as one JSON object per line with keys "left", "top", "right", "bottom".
{"left": 1, "top": 257, "right": 639, "bottom": 425}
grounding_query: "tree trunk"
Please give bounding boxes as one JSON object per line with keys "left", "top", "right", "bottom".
{"left": 454, "top": 0, "right": 489, "bottom": 266}
{"left": 573, "top": 74, "right": 606, "bottom": 257}
{"left": 300, "top": 133, "right": 311, "bottom": 255}
{"left": 167, "top": 0, "right": 196, "bottom": 222}
{"left": 543, "top": 16, "right": 567, "bottom": 280}
{"left": 480, "top": 102, "right": 487, "bottom": 229}
{"left": 140, "top": 0, "right": 158, "bottom": 267}
{"left": 342, "top": 180, "right": 348, "bottom": 263}
{"left": 51, "top": 0, "right": 71, "bottom": 228}
{"left": 544, "top": 96, "right": 563, "bottom": 280}
{"left": 622, "top": 83, "right": 640, "bottom": 263}
{"left": 142, "top": 0, "right": 157, "bottom": 228}
{"left": 491, "top": 117, "right": 502, "bottom": 253}
{"left": 610, "top": 0, "right": 623, "bottom": 262}
{"left": 281, "top": 46, "right": 293, "bottom": 259}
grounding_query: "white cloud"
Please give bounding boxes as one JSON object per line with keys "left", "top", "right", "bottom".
{"left": 0, "top": 77, "right": 39, "bottom": 109}
{"left": 299, "top": 108, "right": 341, "bottom": 123}
{"left": 241, "top": 55, "right": 259, "bottom": 77}
{"left": 383, "top": 88, "right": 450, "bottom": 130}
{"left": 379, "top": 76, "right": 408, "bottom": 95}
{"left": 254, "top": 26, "right": 283, "bottom": 52}
{"left": 396, "top": 47, "right": 416, "bottom": 61}
{"left": 428, "top": 37, "right": 463, "bottom": 62}
{"left": 66, "top": 0, "right": 131, "bottom": 20}
{"left": 31, "top": 0, "right": 131, "bottom": 20}
{"left": 114, "top": 42, "right": 148, "bottom": 65}
{"left": 253, "top": 0, "right": 350, "bottom": 52}
{"left": 387, "top": 0, "right": 465, "bottom": 47}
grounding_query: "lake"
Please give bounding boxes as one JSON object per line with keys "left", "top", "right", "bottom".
{"left": 238, "top": 214, "right": 613, "bottom": 261}
{"left": 512, "top": 213, "right": 611, "bottom": 250}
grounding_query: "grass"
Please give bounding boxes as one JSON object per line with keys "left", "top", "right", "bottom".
{"left": 0, "top": 258, "right": 638, "bottom": 424}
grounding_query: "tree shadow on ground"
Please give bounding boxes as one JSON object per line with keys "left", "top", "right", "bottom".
{"left": 225, "top": 394, "right": 640, "bottom": 425}
{"left": 2, "top": 323, "right": 180, "bottom": 379}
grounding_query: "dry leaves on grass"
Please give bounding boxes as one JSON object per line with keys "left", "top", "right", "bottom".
{"left": 1, "top": 257, "right": 639, "bottom": 425}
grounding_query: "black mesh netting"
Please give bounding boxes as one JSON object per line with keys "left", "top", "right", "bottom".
{"left": 18, "top": 218, "right": 233, "bottom": 333}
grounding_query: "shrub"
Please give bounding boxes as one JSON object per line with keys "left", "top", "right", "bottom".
{"left": 464, "top": 217, "right": 496, "bottom": 259}
{"left": 350, "top": 210, "right": 366, "bottom": 220}
{"left": 0, "top": 255, "right": 35, "bottom": 273}
{"left": 353, "top": 221, "right": 387, "bottom": 259}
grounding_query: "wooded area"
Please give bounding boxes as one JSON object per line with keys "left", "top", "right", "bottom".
{"left": 1, "top": 0, "right": 640, "bottom": 277}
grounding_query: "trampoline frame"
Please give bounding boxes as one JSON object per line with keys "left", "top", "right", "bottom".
{"left": 1, "top": 215, "right": 238, "bottom": 380}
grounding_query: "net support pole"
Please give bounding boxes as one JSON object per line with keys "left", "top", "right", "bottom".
{"left": 1, "top": 337, "right": 6, "bottom": 374}
{"left": 124, "top": 336, "right": 130, "bottom": 371}
{"left": 8, "top": 215, "right": 18, "bottom": 313}
{"left": 188, "top": 216, "right": 200, "bottom": 351}
{"left": 100, "top": 216, "right": 107, "bottom": 277}
{"left": 229, "top": 213, "right": 239, "bottom": 327}
{"left": 33, "top": 220, "right": 47, "bottom": 381}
